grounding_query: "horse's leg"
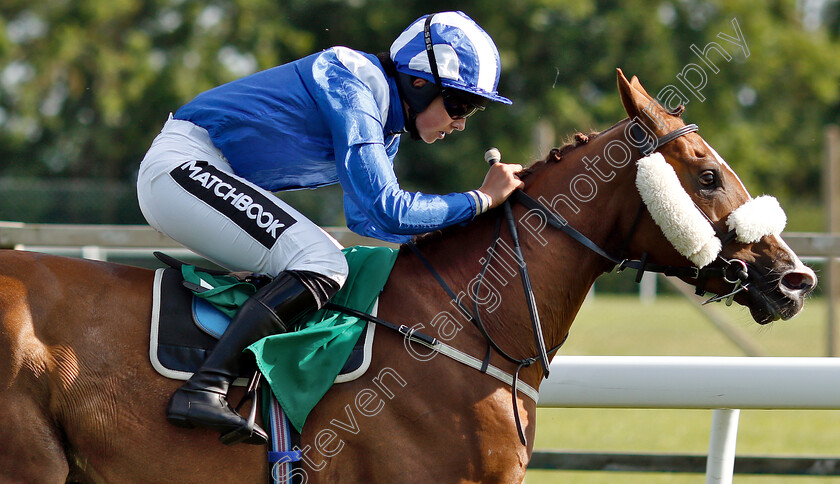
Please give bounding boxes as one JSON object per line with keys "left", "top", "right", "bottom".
{"left": 0, "top": 279, "right": 70, "bottom": 484}
{"left": 0, "top": 252, "right": 273, "bottom": 483}
{"left": 42, "top": 265, "right": 269, "bottom": 482}
{"left": 301, "top": 335, "right": 491, "bottom": 482}
{"left": 0, "top": 391, "right": 69, "bottom": 483}
{"left": 299, "top": 281, "right": 534, "bottom": 483}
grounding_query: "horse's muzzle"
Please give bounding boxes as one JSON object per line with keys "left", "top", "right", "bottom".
{"left": 743, "top": 261, "right": 817, "bottom": 324}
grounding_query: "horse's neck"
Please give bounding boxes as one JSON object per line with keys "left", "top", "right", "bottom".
{"left": 500, "top": 125, "right": 640, "bottom": 350}
{"left": 396, "top": 121, "right": 639, "bottom": 378}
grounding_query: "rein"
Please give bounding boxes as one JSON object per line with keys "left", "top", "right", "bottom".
{"left": 405, "top": 237, "right": 558, "bottom": 447}
{"left": 405, "top": 121, "right": 757, "bottom": 446}
{"left": 338, "top": 121, "right": 753, "bottom": 448}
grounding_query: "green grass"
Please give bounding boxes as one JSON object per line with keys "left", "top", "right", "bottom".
{"left": 525, "top": 294, "right": 840, "bottom": 483}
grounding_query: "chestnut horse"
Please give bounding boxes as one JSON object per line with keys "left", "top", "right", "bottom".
{"left": 0, "top": 70, "right": 815, "bottom": 483}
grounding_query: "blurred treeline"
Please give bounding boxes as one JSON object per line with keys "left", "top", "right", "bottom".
{"left": 0, "top": 0, "right": 838, "bottom": 227}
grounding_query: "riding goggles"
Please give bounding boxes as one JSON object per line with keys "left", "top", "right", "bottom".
{"left": 441, "top": 88, "right": 486, "bottom": 119}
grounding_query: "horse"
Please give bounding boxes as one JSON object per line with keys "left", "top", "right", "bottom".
{"left": 0, "top": 69, "right": 816, "bottom": 483}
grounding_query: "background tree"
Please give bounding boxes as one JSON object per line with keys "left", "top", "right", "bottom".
{"left": 0, "top": 0, "right": 837, "bottom": 227}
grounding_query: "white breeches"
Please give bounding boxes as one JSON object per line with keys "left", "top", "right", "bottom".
{"left": 137, "top": 115, "right": 348, "bottom": 286}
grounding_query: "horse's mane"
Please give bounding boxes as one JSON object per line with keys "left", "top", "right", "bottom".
{"left": 408, "top": 128, "right": 604, "bottom": 249}
{"left": 518, "top": 129, "right": 602, "bottom": 181}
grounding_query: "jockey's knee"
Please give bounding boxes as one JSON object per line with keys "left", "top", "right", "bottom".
{"left": 283, "top": 247, "right": 348, "bottom": 308}
{"left": 289, "top": 269, "right": 343, "bottom": 309}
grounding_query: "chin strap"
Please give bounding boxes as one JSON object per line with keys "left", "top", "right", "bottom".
{"left": 403, "top": 108, "right": 422, "bottom": 141}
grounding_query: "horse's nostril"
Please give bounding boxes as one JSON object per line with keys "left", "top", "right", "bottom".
{"left": 781, "top": 271, "right": 815, "bottom": 292}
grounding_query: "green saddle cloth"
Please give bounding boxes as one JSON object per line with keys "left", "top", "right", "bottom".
{"left": 247, "top": 245, "right": 398, "bottom": 432}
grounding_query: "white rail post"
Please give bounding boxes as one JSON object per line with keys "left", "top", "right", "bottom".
{"left": 705, "top": 408, "right": 740, "bottom": 484}
{"left": 825, "top": 125, "right": 840, "bottom": 356}
{"left": 81, "top": 245, "right": 105, "bottom": 261}
{"left": 639, "top": 271, "right": 657, "bottom": 304}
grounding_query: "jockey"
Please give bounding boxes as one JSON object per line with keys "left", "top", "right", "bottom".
{"left": 136, "top": 11, "right": 523, "bottom": 445}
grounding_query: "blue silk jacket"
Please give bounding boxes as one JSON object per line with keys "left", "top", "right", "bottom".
{"left": 174, "top": 47, "right": 477, "bottom": 243}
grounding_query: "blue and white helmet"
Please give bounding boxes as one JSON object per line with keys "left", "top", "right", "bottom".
{"left": 390, "top": 11, "right": 512, "bottom": 105}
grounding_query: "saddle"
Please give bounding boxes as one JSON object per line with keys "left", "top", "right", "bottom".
{"left": 148, "top": 246, "right": 398, "bottom": 476}
{"left": 147, "top": 259, "right": 377, "bottom": 385}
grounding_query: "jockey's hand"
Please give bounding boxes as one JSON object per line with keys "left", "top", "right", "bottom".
{"left": 478, "top": 162, "right": 525, "bottom": 209}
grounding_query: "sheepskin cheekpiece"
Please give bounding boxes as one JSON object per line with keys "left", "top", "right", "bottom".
{"left": 635, "top": 153, "right": 721, "bottom": 268}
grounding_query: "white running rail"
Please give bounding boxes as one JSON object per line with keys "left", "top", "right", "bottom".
{"left": 539, "top": 356, "right": 840, "bottom": 483}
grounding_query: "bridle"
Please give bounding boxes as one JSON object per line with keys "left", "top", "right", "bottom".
{"left": 406, "top": 120, "right": 754, "bottom": 445}
{"left": 517, "top": 122, "right": 751, "bottom": 294}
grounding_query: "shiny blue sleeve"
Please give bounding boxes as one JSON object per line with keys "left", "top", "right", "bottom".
{"left": 308, "top": 51, "right": 478, "bottom": 239}
{"left": 343, "top": 193, "right": 413, "bottom": 244}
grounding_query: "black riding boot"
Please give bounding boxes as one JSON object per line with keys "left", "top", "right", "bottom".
{"left": 166, "top": 271, "right": 316, "bottom": 445}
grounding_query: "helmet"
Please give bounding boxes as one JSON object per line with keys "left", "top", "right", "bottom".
{"left": 390, "top": 11, "right": 512, "bottom": 109}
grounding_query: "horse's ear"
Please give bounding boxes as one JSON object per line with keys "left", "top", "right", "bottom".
{"left": 617, "top": 68, "right": 648, "bottom": 119}
{"left": 617, "top": 68, "right": 668, "bottom": 132}
{"left": 630, "top": 75, "right": 655, "bottom": 100}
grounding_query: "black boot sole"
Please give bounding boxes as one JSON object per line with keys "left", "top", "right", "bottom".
{"left": 166, "top": 391, "right": 267, "bottom": 445}
{"left": 220, "top": 424, "right": 268, "bottom": 446}
{"left": 167, "top": 410, "right": 267, "bottom": 445}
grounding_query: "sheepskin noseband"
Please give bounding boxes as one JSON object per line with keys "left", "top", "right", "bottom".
{"left": 726, "top": 195, "right": 787, "bottom": 244}
{"left": 635, "top": 153, "right": 786, "bottom": 268}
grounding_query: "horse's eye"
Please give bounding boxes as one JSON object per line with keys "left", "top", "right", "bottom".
{"left": 699, "top": 170, "right": 716, "bottom": 188}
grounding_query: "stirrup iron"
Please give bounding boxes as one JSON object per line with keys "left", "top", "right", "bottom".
{"left": 219, "top": 371, "right": 266, "bottom": 446}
